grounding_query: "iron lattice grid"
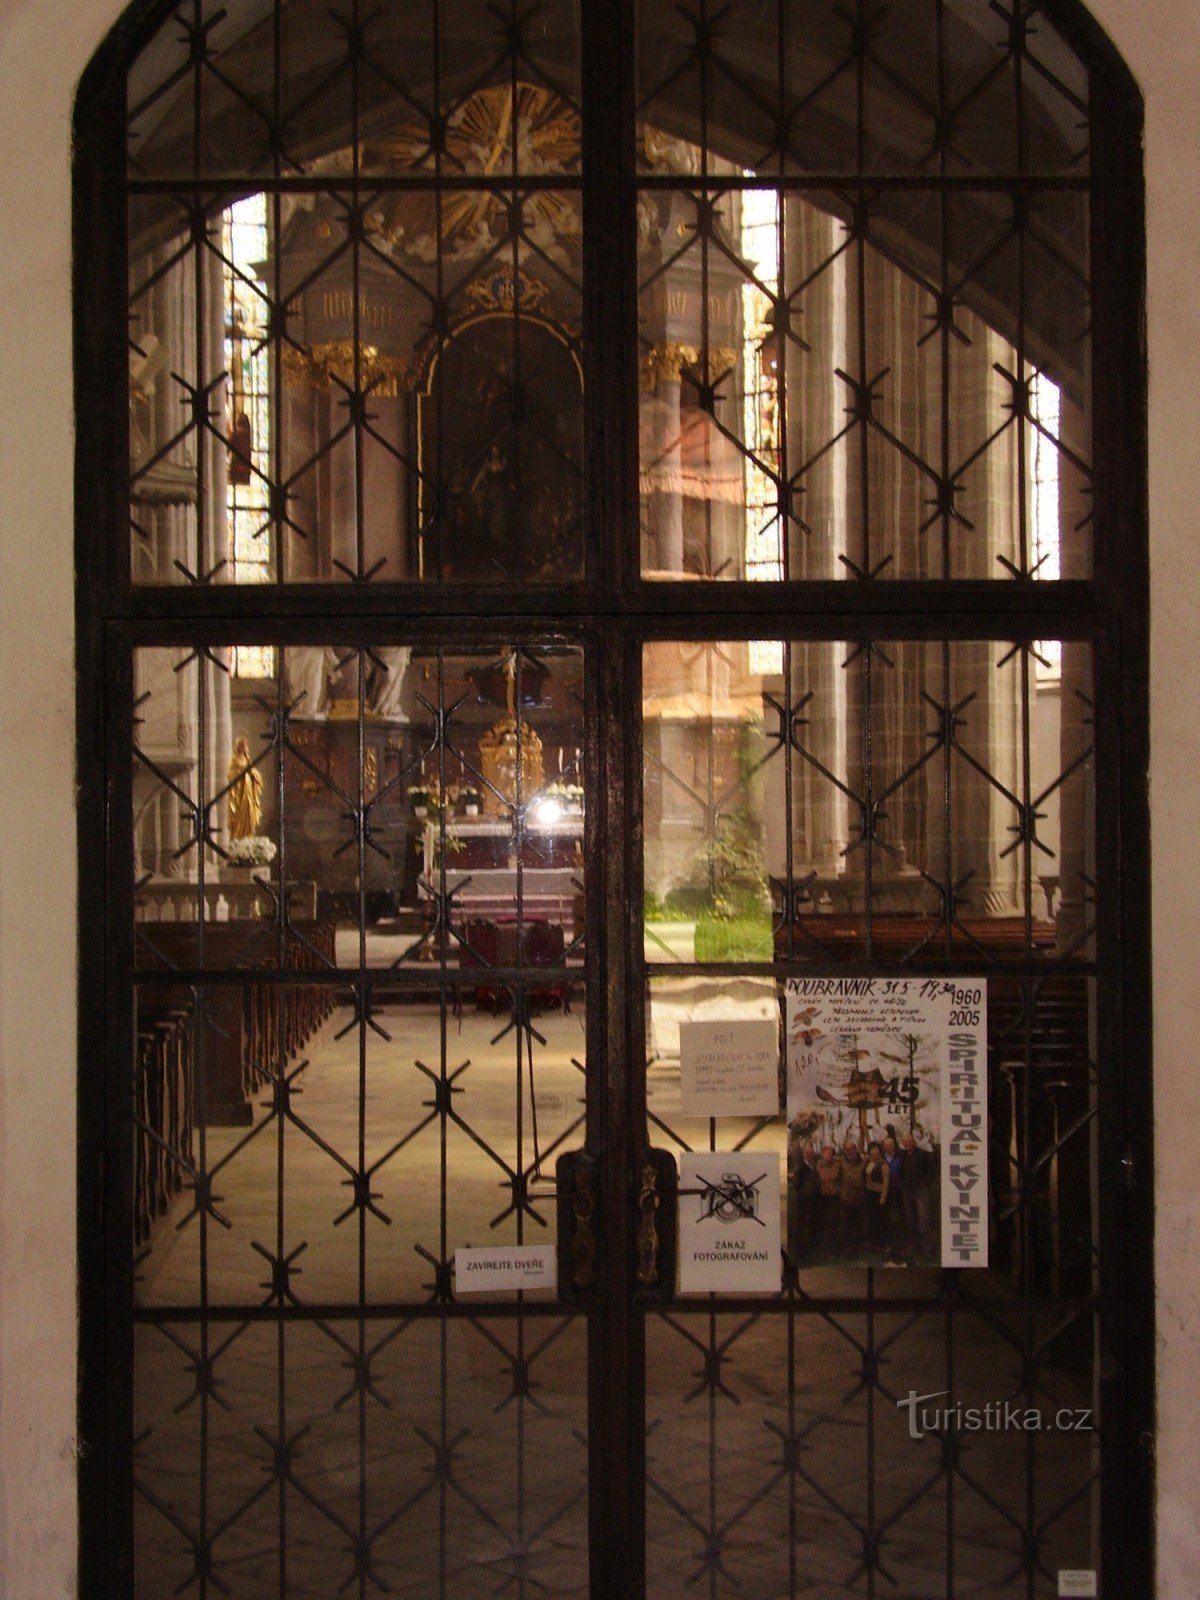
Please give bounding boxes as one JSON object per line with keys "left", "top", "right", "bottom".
{"left": 73, "top": 2, "right": 1151, "bottom": 1599}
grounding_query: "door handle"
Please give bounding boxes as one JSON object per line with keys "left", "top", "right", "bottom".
{"left": 557, "top": 1147, "right": 677, "bottom": 1300}
{"left": 635, "top": 1148, "right": 677, "bottom": 1298}
{"left": 557, "top": 1149, "right": 599, "bottom": 1300}
{"left": 570, "top": 1175, "right": 596, "bottom": 1289}
{"left": 636, "top": 1162, "right": 661, "bottom": 1284}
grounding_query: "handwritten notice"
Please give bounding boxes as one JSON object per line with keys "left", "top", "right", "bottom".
{"left": 679, "top": 1018, "right": 780, "bottom": 1117}
{"left": 678, "top": 1152, "right": 782, "bottom": 1293}
{"left": 453, "top": 1245, "right": 557, "bottom": 1294}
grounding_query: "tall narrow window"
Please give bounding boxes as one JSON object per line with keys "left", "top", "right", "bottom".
{"left": 1032, "top": 370, "right": 1064, "bottom": 677}
{"left": 741, "top": 188, "right": 786, "bottom": 676}
{"left": 223, "top": 194, "right": 274, "bottom": 675}
{"left": 741, "top": 187, "right": 783, "bottom": 589}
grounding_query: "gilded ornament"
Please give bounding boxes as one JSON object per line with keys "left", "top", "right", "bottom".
{"left": 281, "top": 340, "right": 412, "bottom": 396}
{"left": 464, "top": 266, "right": 551, "bottom": 317}
{"left": 640, "top": 342, "right": 739, "bottom": 391}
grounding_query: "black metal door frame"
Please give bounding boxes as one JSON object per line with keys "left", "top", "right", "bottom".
{"left": 74, "top": 0, "right": 1153, "bottom": 1594}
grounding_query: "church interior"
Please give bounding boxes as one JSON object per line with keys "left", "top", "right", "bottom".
{"left": 84, "top": 0, "right": 1118, "bottom": 1592}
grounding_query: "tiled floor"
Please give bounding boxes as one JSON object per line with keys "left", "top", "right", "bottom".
{"left": 132, "top": 992, "right": 1098, "bottom": 1599}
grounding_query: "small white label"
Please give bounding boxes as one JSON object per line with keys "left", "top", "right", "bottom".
{"left": 453, "top": 1245, "right": 557, "bottom": 1294}
{"left": 679, "top": 1018, "right": 780, "bottom": 1117}
{"left": 533, "top": 1090, "right": 571, "bottom": 1116}
{"left": 1058, "top": 1571, "right": 1097, "bottom": 1598}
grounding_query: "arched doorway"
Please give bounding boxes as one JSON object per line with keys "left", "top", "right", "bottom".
{"left": 76, "top": 1, "right": 1151, "bottom": 1594}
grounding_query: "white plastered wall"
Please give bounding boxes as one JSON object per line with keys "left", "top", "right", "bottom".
{"left": 0, "top": 0, "right": 1196, "bottom": 1593}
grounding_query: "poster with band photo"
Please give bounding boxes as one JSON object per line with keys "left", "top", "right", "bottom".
{"left": 784, "top": 977, "right": 988, "bottom": 1270}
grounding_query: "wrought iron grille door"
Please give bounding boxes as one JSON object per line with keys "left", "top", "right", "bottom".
{"left": 75, "top": 1, "right": 1151, "bottom": 1597}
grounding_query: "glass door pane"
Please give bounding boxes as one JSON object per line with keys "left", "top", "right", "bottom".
{"left": 127, "top": 0, "right": 585, "bottom": 589}
{"left": 634, "top": 0, "right": 1093, "bottom": 585}
{"left": 131, "top": 639, "right": 590, "bottom": 1598}
{"left": 642, "top": 636, "right": 1100, "bottom": 1598}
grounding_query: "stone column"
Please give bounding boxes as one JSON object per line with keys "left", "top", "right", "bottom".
{"left": 641, "top": 358, "right": 686, "bottom": 573}
{"left": 938, "top": 327, "right": 1026, "bottom": 918}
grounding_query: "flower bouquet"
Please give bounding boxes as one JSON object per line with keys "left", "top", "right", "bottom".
{"left": 227, "top": 834, "right": 277, "bottom": 868}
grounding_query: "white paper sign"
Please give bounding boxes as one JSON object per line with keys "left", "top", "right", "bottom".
{"left": 678, "top": 1152, "right": 782, "bottom": 1293}
{"left": 784, "top": 977, "right": 988, "bottom": 1269}
{"left": 453, "top": 1245, "right": 557, "bottom": 1294}
{"left": 1057, "top": 1572, "right": 1097, "bottom": 1598}
{"left": 679, "top": 1018, "right": 781, "bottom": 1117}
